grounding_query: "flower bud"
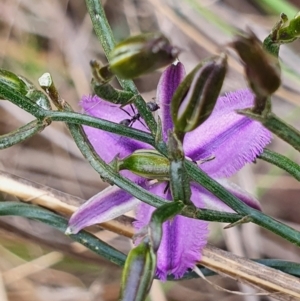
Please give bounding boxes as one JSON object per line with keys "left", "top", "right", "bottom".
{"left": 116, "top": 150, "right": 170, "bottom": 180}
{"left": 109, "top": 32, "right": 180, "bottom": 79}
{"left": 230, "top": 32, "right": 281, "bottom": 99}
{"left": 172, "top": 53, "right": 227, "bottom": 135}
{"left": 119, "top": 241, "right": 156, "bottom": 301}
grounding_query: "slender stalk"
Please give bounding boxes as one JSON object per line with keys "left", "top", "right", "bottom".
{"left": 0, "top": 81, "right": 45, "bottom": 117}
{"left": 0, "top": 119, "right": 49, "bottom": 149}
{"left": 259, "top": 148, "right": 300, "bottom": 181}
{"left": 238, "top": 110, "right": 300, "bottom": 152}
{"left": 84, "top": 0, "right": 157, "bottom": 134}
{"left": 0, "top": 78, "right": 156, "bottom": 146}
{"left": 45, "top": 111, "right": 155, "bottom": 146}
{"left": 185, "top": 160, "right": 300, "bottom": 246}
{"left": 262, "top": 113, "right": 300, "bottom": 152}
{"left": 0, "top": 202, "right": 127, "bottom": 266}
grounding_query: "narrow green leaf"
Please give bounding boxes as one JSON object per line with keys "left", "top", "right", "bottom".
{"left": 259, "top": 149, "right": 300, "bottom": 181}
{"left": 0, "top": 201, "right": 126, "bottom": 266}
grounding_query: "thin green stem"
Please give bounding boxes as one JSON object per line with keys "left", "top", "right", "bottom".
{"left": 44, "top": 110, "right": 155, "bottom": 146}
{"left": 259, "top": 149, "right": 300, "bottom": 181}
{"left": 0, "top": 119, "right": 49, "bottom": 149}
{"left": 0, "top": 201, "right": 126, "bottom": 266}
{"left": 238, "top": 110, "right": 300, "bottom": 152}
{"left": 2, "top": 202, "right": 299, "bottom": 280}
{"left": 84, "top": 0, "right": 157, "bottom": 134}
{"left": 185, "top": 160, "right": 300, "bottom": 246}
{"left": 262, "top": 113, "right": 300, "bottom": 152}
{"left": 0, "top": 81, "right": 45, "bottom": 117}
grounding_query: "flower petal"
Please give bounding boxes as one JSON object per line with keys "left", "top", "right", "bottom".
{"left": 135, "top": 182, "right": 208, "bottom": 280}
{"left": 157, "top": 62, "right": 186, "bottom": 141}
{"left": 191, "top": 179, "right": 261, "bottom": 211}
{"left": 66, "top": 185, "right": 139, "bottom": 234}
{"left": 183, "top": 89, "right": 272, "bottom": 177}
{"left": 80, "top": 95, "right": 149, "bottom": 162}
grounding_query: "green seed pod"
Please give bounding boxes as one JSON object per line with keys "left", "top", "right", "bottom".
{"left": 117, "top": 149, "right": 170, "bottom": 180}
{"left": 119, "top": 241, "right": 156, "bottom": 301}
{"left": 109, "top": 32, "right": 179, "bottom": 79}
{"left": 172, "top": 53, "right": 227, "bottom": 136}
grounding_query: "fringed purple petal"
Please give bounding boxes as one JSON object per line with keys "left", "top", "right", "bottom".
{"left": 135, "top": 182, "right": 208, "bottom": 280}
{"left": 191, "top": 179, "right": 261, "bottom": 211}
{"left": 81, "top": 95, "right": 149, "bottom": 162}
{"left": 66, "top": 185, "right": 139, "bottom": 234}
{"left": 183, "top": 89, "right": 272, "bottom": 178}
{"left": 157, "top": 62, "right": 186, "bottom": 141}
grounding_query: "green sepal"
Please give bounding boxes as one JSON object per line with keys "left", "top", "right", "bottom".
{"left": 119, "top": 240, "right": 156, "bottom": 301}
{"left": 90, "top": 60, "right": 114, "bottom": 84}
{"left": 90, "top": 59, "right": 136, "bottom": 105}
{"left": 92, "top": 79, "right": 135, "bottom": 105}
{"left": 149, "top": 201, "right": 185, "bottom": 251}
{"left": 109, "top": 32, "right": 179, "bottom": 79}
{"left": 118, "top": 149, "right": 170, "bottom": 180}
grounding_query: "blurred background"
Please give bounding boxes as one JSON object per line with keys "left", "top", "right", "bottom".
{"left": 1, "top": 0, "right": 300, "bottom": 300}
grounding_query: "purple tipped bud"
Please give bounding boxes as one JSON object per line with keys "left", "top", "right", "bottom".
{"left": 172, "top": 53, "right": 227, "bottom": 136}
{"left": 109, "top": 32, "right": 179, "bottom": 79}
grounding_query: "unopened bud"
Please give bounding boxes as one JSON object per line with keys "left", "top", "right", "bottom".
{"left": 116, "top": 150, "right": 170, "bottom": 180}
{"left": 119, "top": 241, "right": 156, "bottom": 301}
{"left": 109, "top": 32, "right": 179, "bottom": 79}
{"left": 230, "top": 32, "right": 281, "bottom": 99}
{"left": 172, "top": 53, "right": 227, "bottom": 136}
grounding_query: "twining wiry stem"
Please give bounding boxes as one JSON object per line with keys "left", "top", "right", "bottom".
{"left": 85, "top": 0, "right": 157, "bottom": 134}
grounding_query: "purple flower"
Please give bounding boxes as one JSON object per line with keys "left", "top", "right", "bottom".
{"left": 66, "top": 62, "right": 272, "bottom": 280}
